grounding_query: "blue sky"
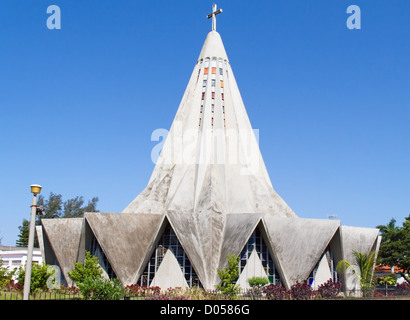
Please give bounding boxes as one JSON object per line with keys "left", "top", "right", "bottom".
{"left": 0, "top": 0, "right": 409, "bottom": 245}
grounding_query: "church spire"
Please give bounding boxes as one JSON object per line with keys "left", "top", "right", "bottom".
{"left": 207, "top": 4, "right": 222, "bottom": 31}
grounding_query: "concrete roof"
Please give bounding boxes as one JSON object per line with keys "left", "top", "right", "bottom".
{"left": 263, "top": 216, "right": 340, "bottom": 288}
{"left": 41, "top": 218, "right": 83, "bottom": 284}
{"left": 85, "top": 212, "right": 163, "bottom": 285}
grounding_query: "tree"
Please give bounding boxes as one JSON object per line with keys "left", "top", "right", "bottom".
{"left": 16, "top": 193, "right": 99, "bottom": 247}
{"left": 37, "top": 192, "right": 99, "bottom": 219}
{"left": 377, "top": 214, "right": 410, "bottom": 282}
{"left": 377, "top": 218, "right": 400, "bottom": 271}
{"left": 377, "top": 218, "right": 400, "bottom": 239}
{"left": 396, "top": 215, "right": 410, "bottom": 277}
{"left": 15, "top": 219, "right": 36, "bottom": 248}
{"left": 337, "top": 250, "right": 377, "bottom": 296}
{"left": 63, "top": 196, "right": 99, "bottom": 218}
{"left": 377, "top": 274, "right": 397, "bottom": 296}
{"left": 216, "top": 254, "right": 240, "bottom": 298}
{"left": 37, "top": 192, "right": 63, "bottom": 219}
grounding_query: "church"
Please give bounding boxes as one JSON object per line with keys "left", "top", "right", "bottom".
{"left": 37, "top": 5, "right": 381, "bottom": 293}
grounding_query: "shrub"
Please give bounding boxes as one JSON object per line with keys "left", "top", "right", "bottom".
{"left": 290, "top": 281, "right": 312, "bottom": 300}
{"left": 317, "top": 279, "right": 342, "bottom": 299}
{"left": 125, "top": 284, "right": 160, "bottom": 297}
{"left": 78, "top": 277, "right": 125, "bottom": 300}
{"left": 17, "top": 263, "right": 55, "bottom": 292}
{"left": 262, "top": 284, "right": 287, "bottom": 300}
{"left": 0, "top": 259, "right": 15, "bottom": 290}
{"left": 216, "top": 254, "right": 241, "bottom": 298}
{"left": 248, "top": 276, "right": 269, "bottom": 299}
{"left": 68, "top": 251, "right": 103, "bottom": 285}
{"left": 5, "top": 279, "right": 23, "bottom": 292}
{"left": 58, "top": 285, "right": 80, "bottom": 295}
{"left": 396, "top": 281, "right": 410, "bottom": 296}
{"left": 248, "top": 276, "right": 269, "bottom": 288}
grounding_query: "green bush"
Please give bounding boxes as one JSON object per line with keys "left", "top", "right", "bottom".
{"left": 248, "top": 276, "right": 269, "bottom": 288}
{"left": 216, "top": 254, "right": 241, "bottom": 298}
{"left": 78, "top": 277, "right": 125, "bottom": 300}
{"left": 247, "top": 276, "right": 269, "bottom": 299}
{"left": 68, "top": 251, "right": 103, "bottom": 285}
{"left": 0, "top": 258, "right": 15, "bottom": 290}
{"left": 17, "top": 263, "right": 55, "bottom": 292}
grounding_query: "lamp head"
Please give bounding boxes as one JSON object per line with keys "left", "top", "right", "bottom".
{"left": 30, "top": 184, "right": 42, "bottom": 195}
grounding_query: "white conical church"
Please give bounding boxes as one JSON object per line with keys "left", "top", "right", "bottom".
{"left": 38, "top": 6, "right": 380, "bottom": 293}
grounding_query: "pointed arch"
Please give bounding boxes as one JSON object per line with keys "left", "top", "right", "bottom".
{"left": 137, "top": 220, "right": 202, "bottom": 289}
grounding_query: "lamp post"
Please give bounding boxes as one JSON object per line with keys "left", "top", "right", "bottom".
{"left": 23, "top": 184, "right": 42, "bottom": 300}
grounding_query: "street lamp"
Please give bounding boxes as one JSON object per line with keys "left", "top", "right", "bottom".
{"left": 23, "top": 184, "right": 42, "bottom": 300}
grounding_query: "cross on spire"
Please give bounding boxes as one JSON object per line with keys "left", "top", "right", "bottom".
{"left": 207, "top": 4, "right": 222, "bottom": 31}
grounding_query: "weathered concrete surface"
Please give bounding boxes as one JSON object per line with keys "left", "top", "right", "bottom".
{"left": 40, "top": 218, "right": 83, "bottom": 286}
{"left": 122, "top": 31, "right": 296, "bottom": 220}
{"left": 84, "top": 212, "right": 163, "bottom": 285}
{"left": 151, "top": 249, "right": 189, "bottom": 288}
{"left": 263, "top": 216, "right": 340, "bottom": 289}
{"left": 338, "top": 225, "right": 381, "bottom": 293}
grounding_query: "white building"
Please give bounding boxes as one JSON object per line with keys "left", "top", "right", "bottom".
{"left": 0, "top": 246, "right": 43, "bottom": 275}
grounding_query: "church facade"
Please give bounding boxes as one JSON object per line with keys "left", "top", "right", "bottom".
{"left": 37, "top": 7, "right": 381, "bottom": 293}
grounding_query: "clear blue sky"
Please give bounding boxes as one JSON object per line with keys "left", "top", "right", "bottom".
{"left": 1, "top": 0, "right": 409, "bottom": 246}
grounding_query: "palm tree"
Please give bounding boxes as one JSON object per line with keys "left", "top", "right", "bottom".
{"left": 336, "top": 250, "right": 376, "bottom": 297}
{"left": 377, "top": 218, "right": 399, "bottom": 243}
{"left": 377, "top": 218, "right": 400, "bottom": 272}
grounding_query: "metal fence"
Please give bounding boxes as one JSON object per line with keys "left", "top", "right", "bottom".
{"left": 1, "top": 291, "right": 82, "bottom": 300}
{"left": 1, "top": 286, "right": 408, "bottom": 300}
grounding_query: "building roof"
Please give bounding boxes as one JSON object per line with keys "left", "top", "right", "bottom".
{"left": 123, "top": 29, "right": 296, "bottom": 220}
{"left": 0, "top": 246, "right": 40, "bottom": 252}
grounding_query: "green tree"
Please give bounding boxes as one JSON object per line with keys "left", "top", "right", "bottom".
{"left": 68, "top": 251, "right": 103, "bottom": 285}
{"left": 396, "top": 215, "right": 410, "bottom": 278}
{"left": 337, "top": 250, "right": 377, "bottom": 297}
{"left": 377, "top": 218, "right": 401, "bottom": 271}
{"left": 377, "top": 218, "right": 400, "bottom": 240}
{"left": 216, "top": 254, "right": 241, "bottom": 298}
{"left": 377, "top": 274, "right": 397, "bottom": 296}
{"left": 16, "top": 219, "right": 31, "bottom": 247}
{"left": 377, "top": 214, "right": 410, "bottom": 282}
{"left": 37, "top": 192, "right": 63, "bottom": 218}
{"left": 16, "top": 193, "right": 99, "bottom": 247}
{"left": 63, "top": 196, "right": 99, "bottom": 218}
